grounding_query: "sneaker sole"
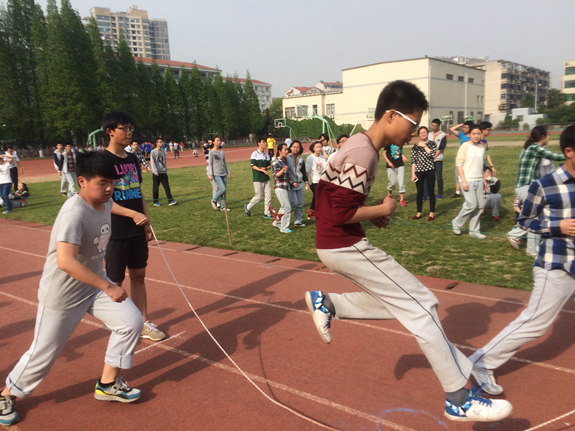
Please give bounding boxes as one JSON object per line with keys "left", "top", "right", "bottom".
{"left": 94, "top": 391, "right": 141, "bottom": 403}
{"left": 507, "top": 235, "right": 520, "bottom": 251}
{"left": 444, "top": 404, "right": 512, "bottom": 422}
{"left": 140, "top": 333, "right": 166, "bottom": 341}
{"left": 0, "top": 412, "right": 19, "bottom": 426}
{"left": 304, "top": 292, "right": 332, "bottom": 344}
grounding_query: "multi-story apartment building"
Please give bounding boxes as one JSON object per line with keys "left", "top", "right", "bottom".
{"left": 439, "top": 56, "right": 550, "bottom": 126}
{"left": 563, "top": 60, "right": 575, "bottom": 105}
{"left": 86, "top": 5, "right": 170, "bottom": 60}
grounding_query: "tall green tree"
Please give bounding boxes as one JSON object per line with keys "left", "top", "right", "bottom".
{"left": 520, "top": 92, "right": 535, "bottom": 109}
{"left": 163, "top": 66, "right": 184, "bottom": 140}
{"left": 243, "top": 71, "right": 265, "bottom": 136}
{"left": 224, "top": 74, "right": 241, "bottom": 138}
{"left": 189, "top": 65, "right": 204, "bottom": 139}
{"left": 547, "top": 88, "right": 566, "bottom": 109}
{"left": 86, "top": 16, "right": 113, "bottom": 114}
{"left": 147, "top": 61, "right": 167, "bottom": 137}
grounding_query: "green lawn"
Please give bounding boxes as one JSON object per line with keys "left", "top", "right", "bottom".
{"left": 6, "top": 144, "right": 562, "bottom": 291}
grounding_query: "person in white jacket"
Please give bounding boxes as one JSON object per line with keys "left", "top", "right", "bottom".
{"left": 305, "top": 141, "right": 327, "bottom": 221}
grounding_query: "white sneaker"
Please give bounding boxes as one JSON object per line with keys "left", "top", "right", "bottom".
{"left": 211, "top": 201, "right": 218, "bottom": 210}
{"left": 471, "top": 367, "right": 503, "bottom": 395}
{"left": 272, "top": 221, "right": 280, "bottom": 228}
{"left": 305, "top": 291, "right": 332, "bottom": 344}
{"left": 470, "top": 233, "right": 486, "bottom": 239}
{"left": 294, "top": 222, "right": 306, "bottom": 227}
{"left": 507, "top": 235, "right": 520, "bottom": 250}
{"left": 445, "top": 383, "right": 512, "bottom": 422}
{"left": 140, "top": 321, "right": 166, "bottom": 341}
{"left": 452, "top": 220, "right": 461, "bottom": 235}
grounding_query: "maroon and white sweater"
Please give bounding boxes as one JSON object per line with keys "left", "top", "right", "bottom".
{"left": 315, "top": 133, "right": 378, "bottom": 249}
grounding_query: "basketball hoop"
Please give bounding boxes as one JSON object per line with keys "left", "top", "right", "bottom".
{"left": 276, "top": 122, "right": 283, "bottom": 128}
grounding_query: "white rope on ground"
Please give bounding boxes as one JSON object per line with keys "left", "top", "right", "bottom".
{"left": 524, "top": 408, "right": 575, "bottom": 430}
{"left": 149, "top": 225, "right": 339, "bottom": 431}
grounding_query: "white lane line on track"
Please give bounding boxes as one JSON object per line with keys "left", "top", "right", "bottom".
{"left": 3, "top": 244, "right": 575, "bottom": 376}
{"left": 135, "top": 331, "right": 185, "bottom": 354}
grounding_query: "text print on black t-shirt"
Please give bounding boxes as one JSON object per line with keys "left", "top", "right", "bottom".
{"left": 113, "top": 161, "right": 142, "bottom": 201}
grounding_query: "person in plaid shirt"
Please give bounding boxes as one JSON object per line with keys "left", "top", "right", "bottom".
{"left": 272, "top": 143, "right": 297, "bottom": 233}
{"left": 469, "top": 124, "right": 575, "bottom": 396}
{"left": 507, "top": 126, "right": 564, "bottom": 250}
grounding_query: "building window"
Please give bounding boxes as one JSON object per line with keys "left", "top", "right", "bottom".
{"left": 566, "top": 67, "right": 575, "bottom": 76}
{"left": 565, "top": 80, "right": 575, "bottom": 89}
{"left": 470, "top": 111, "right": 474, "bottom": 119}
{"left": 458, "top": 76, "right": 464, "bottom": 82}
{"left": 457, "top": 111, "right": 464, "bottom": 123}
{"left": 468, "top": 78, "right": 474, "bottom": 84}
{"left": 478, "top": 111, "right": 483, "bottom": 120}
{"left": 449, "top": 111, "right": 454, "bottom": 125}
{"left": 566, "top": 94, "right": 575, "bottom": 102}
{"left": 312, "top": 105, "right": 318, "bottom": 115}
{"left": 296, "top": 105, "right": 308, "bottom": 118}
{"left": 326, "top": 104, "right": 335, "bottom": 115}
{"left": 446, "top": 74, "right": 453, "bottom": 80}
{"left": 517, "top": 115, "right": 524, "bottom": 122}
{"left": 501, "top": 94, "right": 507, "bottom": 99}
{"left": 285, "top": 107, "right": 295, "bottom": 118}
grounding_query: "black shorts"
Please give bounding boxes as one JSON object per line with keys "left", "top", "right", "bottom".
{"left": 105, "top": 235, "right": 149, "bottom": 283}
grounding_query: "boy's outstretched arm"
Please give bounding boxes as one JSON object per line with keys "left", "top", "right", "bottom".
{"left": 56, "top": 242, "right": 127, "bottom": 302}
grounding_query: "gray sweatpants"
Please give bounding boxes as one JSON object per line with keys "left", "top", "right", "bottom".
{"left": 61, "top": 172, "right": 77, "bottom": 197}
{"left": 484, "top": 193, "right": 502, "bottom": 217}
{"left": 507, "top": 185, "right": 540, "bottom": 254}
{"left": 275, "top": 188, "right": 291, "bottom": 232}
{"left": 6, "top": 292, "right": 143, "bottom": 398}
{"left": 470, "top": 267, "right": 575, "bottom": 372}
{"left": 386, "top": 166, "right": 406, "bottom": 194}
{"left": 318, "top": 239, "right": 472, "bottom": 392}
{"left": 290, "top": 184, "right": 304, "bottom": 224}
{"left": 453, "top": 180, "right": 484, "bottom": 235}
{"left": 246, "top": 180, "right": 272, "bottom": 216}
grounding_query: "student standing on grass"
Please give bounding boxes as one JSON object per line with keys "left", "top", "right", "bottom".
{"left": 506, "top": 125, "right": 565, "bottom": 252}
{"left": 150, "top": 139, "right": 178, "bottom": 207}
{"left": 101, "top": 111, "right": 165, "bottom": 342}
{"left": 245, "top": 136, "right": 273, "bottom": 219}
{"left": 267, "top": 134, "right": 276, "bottom": 159}
{"left": 422, "top": 118, "right": 447, "bottom": 200}
{"left": 304, "top": 80, "right": 512, "bottom": 422}
{"left": 449, "top": 120, "right": 474, "bottom": 198}
{"left": 53, "top": 142, "right": 69, "bottom": 197}
{"left": 287, "top": 140, "right": 309, "bottom": 227}
{"left": 61, "top": 143, "right": 78, "bottom": 198}
{"left": 452, "top": 124, "right": 486, "bottom": 239}
{"left": 383, "top": 141, "right": 408, "bottom": 206}
{"left": 0, "top": 152, "right": 143, "bottom": 427}
{"left": 327, "top": 134, "right": 349, "bottom": 164}
{"left": 411, "top": 126, "right": 437, "bottom": 221}
{"left": 469, "top": 125, "right": 575, "bottom": 397}
{"left": 5, "top": 147, "right": 22, "bottom": 194}
{"left": 208, "top": 136, "right": 231, "bottom": 211}
{"left": 305, "top": 141, "right": 327, "bottom": 221}
{"left": 0, "top": 154, "right": 14, "bottom": 214}
{"left": 272, "top": 143, "right": 297, "bottom": 233}
{"left": 479, "top": 121, "right": 497, "bottom": 175}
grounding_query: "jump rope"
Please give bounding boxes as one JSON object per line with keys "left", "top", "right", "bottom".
{"left": 147, "top": 216, "right": 574, "bottom": 431}
{"left": 147, "top": 220, "right": 339, "bottom": 431}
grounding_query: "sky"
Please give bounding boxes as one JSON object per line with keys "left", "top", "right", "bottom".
{"left": 35, "top": 0, "right": 575, "bottom": 98}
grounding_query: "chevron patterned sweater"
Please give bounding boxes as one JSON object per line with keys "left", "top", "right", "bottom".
{"left": 316, "top": 132, "right": 378, "bottom": 249}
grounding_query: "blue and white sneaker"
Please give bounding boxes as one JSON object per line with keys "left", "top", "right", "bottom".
{"left": 244, "top": 204, "right": 251, "bottom": 217}
{"left": 0, "top": 395, "right": 18, "bottom": 426}
{"left": 444, "top": 382, "right": 512, "bottom": 422}
{"left": 154, "top": 202, "right": 161, "bottom": 207}
{"left": 305, "top": 291, "right": 333, "bottom": 344}
{"left": 95, "top": 377, "right": 141, "bottom": 403}
{"left": 263, "top": 214, "right": 274, "bottom": 220}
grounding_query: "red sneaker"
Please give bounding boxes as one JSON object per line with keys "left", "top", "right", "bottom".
{"left": 493, "top": 217, "right": 500, "bottom": 221}
{"left": 400, "top": 200, "right": 407, "bottom": 207}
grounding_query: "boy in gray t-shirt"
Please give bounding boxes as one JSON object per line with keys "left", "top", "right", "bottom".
{"left": 0, "top": 152, "right": 144, "bottom": 427}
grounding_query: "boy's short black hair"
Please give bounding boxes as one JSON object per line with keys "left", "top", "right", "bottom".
{"left": 258, "top": 136, "right": 267, "bottom": 143}
{"left": 102, "top": 111, "right": 134, "bottom": 136}
{"left": 431, "top": 118, "right": 441, "bottom": 125}
{"left": 318, "top": 133, "right": 329, "bottom": 142}
{"left": 76, "top": 151, "right": 116, "bottom": 181}
{"left": 155, "top": 137, "right": 163, "bottom": 143}
{"left": 374, "top": 80, "right": 429, "bottom": 121}
{"left": 7, "top": 146, "right": 14, "bottom": 150}
{"left": 463, "top": 120, "right": 474, "bottom": 128}
{"left": 479, "top": 121, "right": 493, "bottom": 129}
{"left": 336, "top": 134, "right": 349, "bottom": 144}
{"left": 65, "top": 142, "right": 72, "bottom": 147}
{"left": 418, "top": 126, "right": 429, "bottom": 134}
{"left": 468, "top": 124, "right": 481, "bottom": 133}
{"left": 560, "top": 124, "right": 575, "bottom": 154}
{"left": 483, "top": 166, "right": 492, "bottom": 173}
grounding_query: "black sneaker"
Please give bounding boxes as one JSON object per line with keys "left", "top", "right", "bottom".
{"left": 451, "top": 193, "right": 462, "bottom": 198}
{"left": 0, "top": 395, "right": 19, "bottom": 426}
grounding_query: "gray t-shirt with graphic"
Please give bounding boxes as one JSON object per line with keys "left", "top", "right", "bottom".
{"left": 38, "top": 195, "right": 113, "bottom": 309}
{"left": 150, "top": 148, "right": 168, "bottom": 174}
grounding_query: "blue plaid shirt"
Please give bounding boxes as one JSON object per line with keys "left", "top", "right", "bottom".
{"left": 518, "top": 165, "right": 575, "bottom": 274}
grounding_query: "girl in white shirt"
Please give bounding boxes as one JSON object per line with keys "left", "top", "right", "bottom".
{"left": 0, "top": 154, "right": 14, "bottom": 214}
{"left": 305, "top": 141, "right": 326, "bottom": 221}
{"left": 452, "top": 125, "right": 486, "bottom": 239}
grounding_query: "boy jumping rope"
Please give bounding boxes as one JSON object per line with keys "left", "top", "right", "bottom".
{"left": 469, "top": 125, "right": 575, "bottom": 395}
{"left": 304, "top": 80, "right": 512, "bottom": 422}
{"left": 0, "top": 152, "right": 143, "bottom": 426}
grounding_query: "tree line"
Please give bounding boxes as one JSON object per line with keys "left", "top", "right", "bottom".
{"left": 0, "top": 0, "right": 268, "bottom": 146}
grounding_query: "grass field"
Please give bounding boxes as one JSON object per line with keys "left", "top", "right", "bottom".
{"left": 4, "top": 143, "right": 563, "bottom": 291}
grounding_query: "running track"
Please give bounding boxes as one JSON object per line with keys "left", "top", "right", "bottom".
{"left": 1, "top": 218, "right": 575, "bottom": 430}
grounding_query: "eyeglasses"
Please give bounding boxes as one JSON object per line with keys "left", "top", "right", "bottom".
{"left": 386, "top": 110, "right": 418, "bottom": 130}
{"left": 116, "top": 126, "right": 135, "bottom": 133}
